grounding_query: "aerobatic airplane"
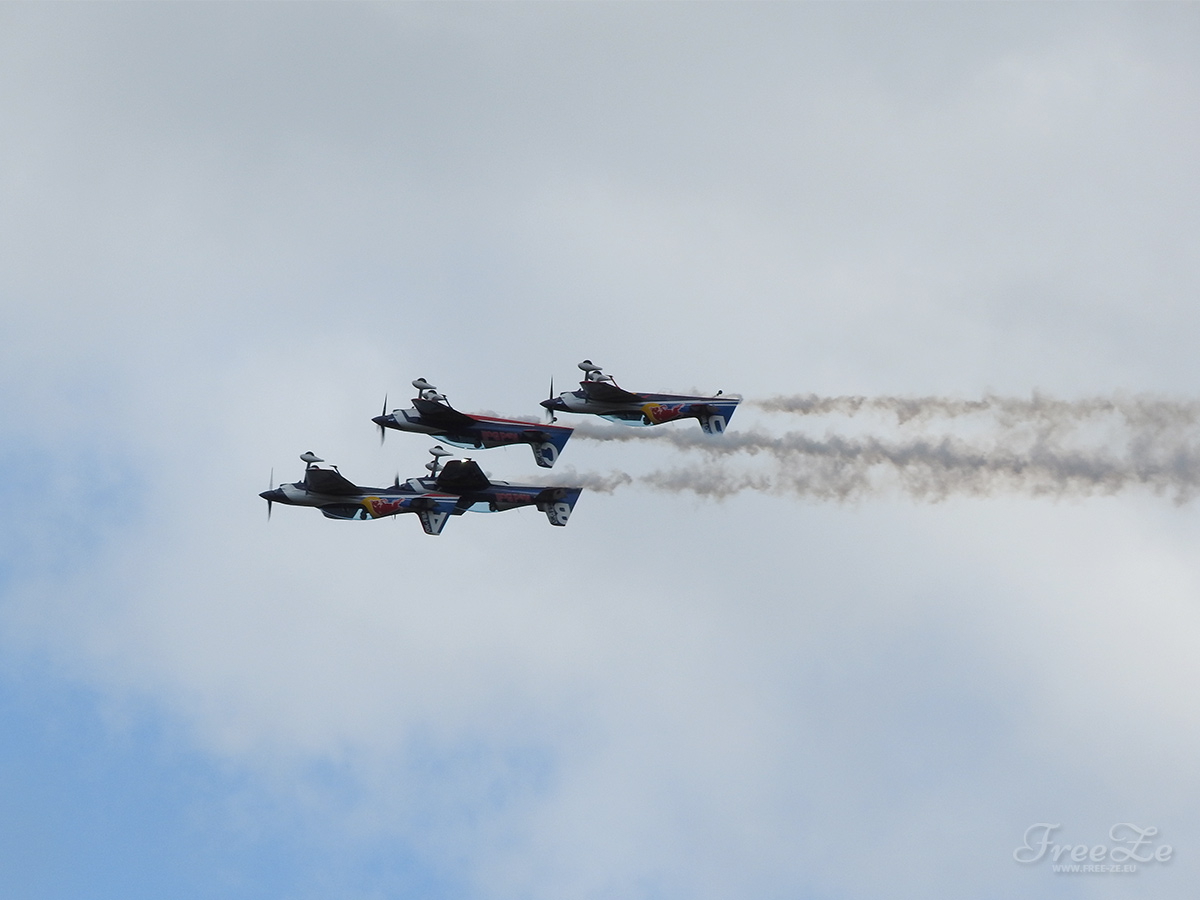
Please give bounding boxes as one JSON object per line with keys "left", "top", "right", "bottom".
{"left": 541, "top": 361, "right": 741, "bottom": 434}
{"left": 374, "top": 379, "right": 573, "bottom": 468}
{"left": 260, "top": 449, "right": 582, "bottom": 536}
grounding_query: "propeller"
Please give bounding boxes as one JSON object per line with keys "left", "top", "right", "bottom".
{"left": 266, "top": 468, "right": 274, "bottom": 521}
{"left": 544, "top": 376, "right": 557, "bottom": 423}
{"left": 377, "top": 394, "right": 388, "bottom": 445}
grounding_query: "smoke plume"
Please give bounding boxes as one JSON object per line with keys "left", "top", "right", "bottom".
{"left": 564, "top": 395, "right": 1200, "bottom": 503}
{"left": 753, "top": 392, "right": 1200, "bottom": 429}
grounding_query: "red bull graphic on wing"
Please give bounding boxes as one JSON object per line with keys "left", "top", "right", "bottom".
{"left": 362, "top": 496, "right": 409, "bottom": 518}
{"left": 641, "top": 402, "right": 689, "bottom": 424}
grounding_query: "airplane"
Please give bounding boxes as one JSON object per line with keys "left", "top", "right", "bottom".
{"left": 540, "top": 360, "right": 741, "bottom": 434}
{"left": 373, "top": 378, "right": 574, "bottom": 468}
{"left": 260, "top": 449, "right": 583, "bottom": 536}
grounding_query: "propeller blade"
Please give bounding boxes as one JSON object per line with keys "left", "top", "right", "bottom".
{"left": 545, "top": 377, "right": 556, "bottom": 424}
{"left": 267, "top": 467, "right": 274, "bottom": 521}
{"left": 378, "top": 394, "right": 388, "bottom": 445}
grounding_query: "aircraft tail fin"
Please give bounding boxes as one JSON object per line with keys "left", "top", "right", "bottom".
{"left": 535, "top": 487, "right": 583, "bottom": 526}
{"left": 417, "top": 509, "right": 449, "bottom": 535}
{"left": 696, "top": 398, "right": 741, "bottom": 435}
{"left": 413, "top": 497, "right": 458, "bottom": 535}
{"left": 521, "top": 427, "right": 573, "bottom": 468}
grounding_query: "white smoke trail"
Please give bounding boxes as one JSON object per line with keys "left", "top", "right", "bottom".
{"left": 753, "top": 392, "right": 1200, "bottom": 429}
{"left": 542, "top": 467, "right": 634, "bottom": 494}
{"left": 565, "top": 397, "right": 1200, "bottom": 503}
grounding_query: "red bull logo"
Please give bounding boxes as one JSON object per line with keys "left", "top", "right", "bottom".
{"left": 362, "top": 496, "right": 407, "bottom": 518}
{"left": 642, "top": 403, "right": 688, "bottom": 424}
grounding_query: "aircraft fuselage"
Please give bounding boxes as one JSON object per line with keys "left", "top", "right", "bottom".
{"left": 373, "top": 399, "right": 572, "bottom": 468}
{"left": 541, "top": 387, "right": 741, "bottom": 433}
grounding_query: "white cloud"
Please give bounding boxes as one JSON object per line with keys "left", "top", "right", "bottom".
{"left": 2, "top": 4, "right": 1199, "bottom": 898}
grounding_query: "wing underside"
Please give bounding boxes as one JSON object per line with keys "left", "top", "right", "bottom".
{"left": 579, "top": 380, "right": 644, "bottom": 404}
{"left": 304, "top": 467, "right": 360, "bottom": 496}
{"left": 412, "top": 397, "right": 479, "bottom": 430}
{"left": 435, "top": 459, "right": 492, "bottom": 494}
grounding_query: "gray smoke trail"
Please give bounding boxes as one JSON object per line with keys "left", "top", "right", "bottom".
{"left": 567, "top": 408, "right": 1200, "bottom": 503}
{"left": 754, "top": 392, "right": 1200, "bottom": 429}
{"left": 541, "top": 467, "right": 634, "bottom": 494}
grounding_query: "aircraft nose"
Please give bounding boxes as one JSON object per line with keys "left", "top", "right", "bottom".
{"left": 372, "top": 414, "right": 392, "bottom": 427}
{"left": 259, "top": 488, "right": 286, "bottom": 503}
{"left": 540, "top": 397, "right": 563, "bottom": 411}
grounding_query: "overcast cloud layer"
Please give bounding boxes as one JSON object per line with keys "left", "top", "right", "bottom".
{"left": 2, "top": 5, "right": 1200, "bottom": 899}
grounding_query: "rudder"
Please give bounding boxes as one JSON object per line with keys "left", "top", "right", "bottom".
{"left": 536, "top": 487, "right": 582, "bottom": 526}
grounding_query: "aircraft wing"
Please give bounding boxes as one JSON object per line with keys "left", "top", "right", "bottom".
{"left": 579, "top": 380, "right": 644, "bottom": 404}
{"left": 412, "top": 397, "right": 479, "bottom": 431}
{"left": 304, "top": 467, "right": 360, "bottom": 496}
{"left": 434, "top": 459, "right": 492, "bottom": 494}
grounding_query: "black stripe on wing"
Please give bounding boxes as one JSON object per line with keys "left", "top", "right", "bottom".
{"left": 435, "top": 459, "right": 492, "bottom": 493}
{"left": 580, "top": 381, "right": 643, "bottom": 404}
{"left": 304, "top": 467, "right": 360, "bottom": 496}
{"left": 412, "top": 397, "right": 479, "bottom": 430}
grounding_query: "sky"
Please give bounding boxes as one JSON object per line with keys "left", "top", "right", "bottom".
{"left": 2, "top": 3, "right": 1199, "bottom": 898}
